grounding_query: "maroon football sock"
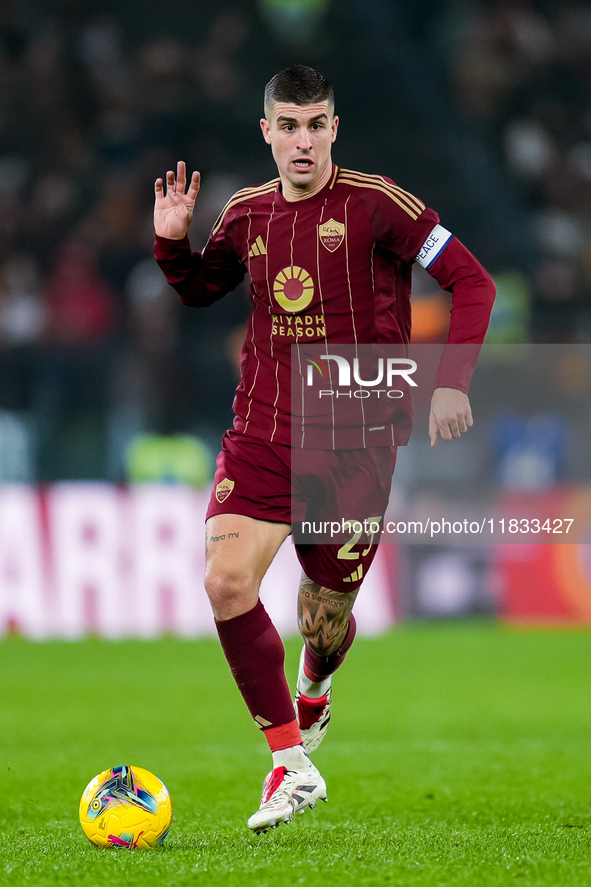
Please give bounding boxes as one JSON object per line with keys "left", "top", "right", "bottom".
{"left": 215, "top": 599, "right": 301, "bottom": 745}
{"left": 303, "top": 613, "right": 357, "bottom": 682}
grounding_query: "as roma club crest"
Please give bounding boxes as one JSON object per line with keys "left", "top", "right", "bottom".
{"left": 215, "top": 478, "right": 235, "bottom": 503}
{"left": 318, "top": 219, "right": 345, "bottom": 252}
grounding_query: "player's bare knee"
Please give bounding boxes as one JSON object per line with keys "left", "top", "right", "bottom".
{"left": 204, "top": 564, "right": 258, "bottom": 620}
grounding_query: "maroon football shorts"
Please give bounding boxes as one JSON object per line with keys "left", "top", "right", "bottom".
{"left": 206, "top": 430, "right": 396, "bottom": 592}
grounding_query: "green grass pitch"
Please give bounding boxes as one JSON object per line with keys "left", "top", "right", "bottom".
{"left": 1, "top": 622, "right": 590, "bottom": 886}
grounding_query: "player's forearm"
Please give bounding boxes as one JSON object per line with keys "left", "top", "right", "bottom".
{"left": 427, "top": 237, "right": 496, "bottom": 390}
{"left": 154, "top": 233, "right": 243, "bottom": 307}
{"left": 154, "top": 234, "right": 214, "bottom": 306}
{"left": 428, "top": 236, "right": 496, "bottom": 343}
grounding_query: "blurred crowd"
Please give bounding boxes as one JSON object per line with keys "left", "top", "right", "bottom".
{"left": 0, "top": 0, "right": 589, "bottom": 481}
{"left": 0, "top": 1, "right": 264, "bottom": 479}
{"left": 431, "top": 0, "right": 591, "bottom": 340}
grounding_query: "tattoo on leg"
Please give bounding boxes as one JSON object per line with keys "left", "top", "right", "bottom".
{"left": 207, "top": 532, "right": 241, "bottom": 543}
{"left": 297, "top": 576, "right": 358, "bottom": 657}
{"left": 206, "top": 529, "right": 240, "bottom": 561}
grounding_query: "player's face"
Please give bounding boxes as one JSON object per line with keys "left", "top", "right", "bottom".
{"left": 260, "top": 101, "right": 339, "bottom": 200}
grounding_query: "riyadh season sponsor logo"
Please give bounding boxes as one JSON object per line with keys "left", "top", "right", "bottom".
{"left": 304, "top": 352, "right": 417, "bottom": 399}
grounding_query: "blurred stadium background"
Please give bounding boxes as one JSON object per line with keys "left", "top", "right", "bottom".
{"left": 1, "top": 0, "right": 591, "bottom": 637}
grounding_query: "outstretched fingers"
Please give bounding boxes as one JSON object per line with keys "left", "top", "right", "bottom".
{"left": 175, "top": 159, "right": 187, "bottom": 194}
{"left": 173, "top": 160, "right": 201, "bottom": 197}
{"left": 175, "top": 161, "right": 201, "bottom": 200}
{"left": 153, "top": 161, "right": 201, "bottom": 239}
{"left": 154, "top": 171, "right": 176, "bottom": 201}
{"left": 155, "top": 163, "right": 200, "bottom": 200}
{"left": 187, "top": 169, "right": 201, "bottom": 201}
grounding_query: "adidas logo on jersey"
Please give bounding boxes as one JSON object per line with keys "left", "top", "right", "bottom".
{"left": 248, "top": 236, "right": 267, "bottom": 257}
{"left": 343, "top": 564, "right": 364, "bottom": 584}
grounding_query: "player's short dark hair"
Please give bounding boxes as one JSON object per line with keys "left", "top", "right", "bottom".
{"left": 264, "top": 65, "right": 334, "bottom": 116}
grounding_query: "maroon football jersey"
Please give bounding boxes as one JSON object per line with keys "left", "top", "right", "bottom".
{"left": 155, "top": 165, "right": 494, "bottom": 446}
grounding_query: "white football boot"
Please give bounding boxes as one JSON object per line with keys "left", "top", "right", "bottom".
{"left": 247, "top": 759, "right": 328, "bottom": 834}
{"left": 294, "top": 646, "right": 333, "bottom": 754}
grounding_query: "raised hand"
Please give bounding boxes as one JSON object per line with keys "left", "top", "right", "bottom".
{"left": 154, "top": 160, "right": 201, "bottom": 240}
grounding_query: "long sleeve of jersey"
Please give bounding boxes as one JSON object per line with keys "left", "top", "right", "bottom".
{"left": 154, "top": 234, "right": 246, "bottom": 307}
{"left": 426, "top": 236, "right": 496, "bottom": 392}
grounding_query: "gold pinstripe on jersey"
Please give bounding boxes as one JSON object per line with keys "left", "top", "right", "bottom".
{"left": 211, "top": 180, "right": 279, "bottom": 237}
{"left": 338, "top": 168, "right": 426, "bottom": 211}
{"left": 339, "top": 168, "right": 426, "bottom": 210}
{"left": 343, "top": 195, "right": 367, "bottom": 447}
{"left": 337, "top": 169, "right": 425, "bottom": 219}
{"left": 243, "top": 198, "right": 277, "bottom": 435}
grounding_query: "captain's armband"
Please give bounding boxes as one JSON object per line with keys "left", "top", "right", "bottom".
{"left": 415, "top": 225, "right": 454, "bottom": 269}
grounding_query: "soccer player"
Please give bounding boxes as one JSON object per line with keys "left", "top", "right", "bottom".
{"left": 153, "top": 65, "right": 495, "bottom": 833}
